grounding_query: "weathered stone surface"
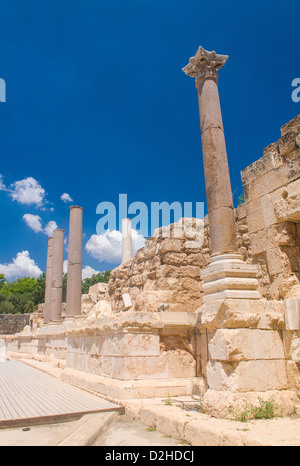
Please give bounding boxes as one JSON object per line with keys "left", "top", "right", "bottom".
{"left": 88, "top": 282, "right": 108, "bottom": 295}
{"left": 206, "top": 359, "right": 288, "bottom": 392}
{"left": 209, "top": 328, "right": 285, "bottom": 362}
{"left": 202, "top": 388, "right": 297, "bottom": 419}
{"left": 0, "top": 314, "right": 30, "bottom": 335}
{"left": 197, "top": 298, "right": 285, "bottom": 330}
{"left": 240, "top": 116, "right": 300, "bottom": 301}
{"left": 285, "top": 299, "right": 300, "bottom": 330}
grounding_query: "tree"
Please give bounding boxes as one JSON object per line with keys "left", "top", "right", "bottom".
{"left": 0, "top": 273, "right": 46, "bottom": 314}
{"left": 32, "top": 273, "right": 46, "bottom": 305}
{"left": 0, "top": 269, "right": 112, "bottom": 314}
{"left": 0, "top": 274, "right": 7, "bottom": 289}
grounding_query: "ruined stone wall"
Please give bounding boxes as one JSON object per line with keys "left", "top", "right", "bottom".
{"left": 0, "top": 314, "right": 30, "bottom": 335}
{"left": 108, "top": 216, "right": 251, "bottom": 313}
{"left": 241, "top": 114, "right": 300, "bottom": 300}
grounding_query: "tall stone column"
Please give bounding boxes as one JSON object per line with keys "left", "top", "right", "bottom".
{"left": 43, "top": 236, "right": 53, "bottom": 324}
{"left": 50, "top": 229, "right": 64, "bottom": 322}
{"left": 183, "top": 47, "right": 260, "bottom": 301}
{"left": 66, "top": 206, "right": 83, "bottom": 318}
{"left": 122, "top": 218, "right": 133, "bottom": 263}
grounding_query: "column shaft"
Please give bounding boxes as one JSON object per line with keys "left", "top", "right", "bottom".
{"left": 183, "top": 47, "right": 260, "bottom": 301}
{"left": 44, "top": 236, "right": 53, "bottom": 324}
{"left": 66, "top": 206, "right": 83, "bottom": 317}
{"left": 50, "top": 229, "right": 64, "bottom": 322}
{"left": 122, "top": 218, "right": 133, "bottom": 263}
{"left": 196, "top": 77, "right": 236, "bottom": 256}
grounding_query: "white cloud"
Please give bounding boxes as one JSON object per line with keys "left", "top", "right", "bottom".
{"left": 9, "top": 177, "right": 46, "bottom": 208}
{"left": 0, "top": 174, "right": 6, "bottom": 191}
{"left": 85, "top": 229, "right": 145, "bottom": 264}
{"left": 23, "top": 214, "right": 43, "bottom": 233}
{"left": 23, "top": 215, "right": 58, "bottom": 236}
{"left": 44, "top": 221, "right": 58, "bottom": 237}
{"left": 82, "top": 265, "right": 100, "bottom": 280}
{"left": 0, "top": 251, "right": 42, "bottom": 280}
{"left": 61, "top": 193, "right": 73, "bottom": 203}
{"left": 63, "top": 261, "right": 100, "bottom": 280}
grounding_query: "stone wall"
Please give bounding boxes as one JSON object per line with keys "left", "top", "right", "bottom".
{"left": 0, "top": 314, "right": 30, "bottom": 335}
{"left": 241, "top": 114, "right": 300, "bottom": 300}
{"left": 108, "top": 216, "right": 251, "bottom": 313}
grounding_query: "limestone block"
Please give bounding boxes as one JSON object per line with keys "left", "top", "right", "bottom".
{"left": 247, "top": 208, "right": 264, "bottom": 234}
{"left": 281, "top": 115, "right": 300, "bottom": 136}
{"left": 241, "top": 148, "right": 279, "bottom": 189}
{"left": 202, "top": 388, "right": 297, "bottom": 419}
{"left": 266, "top": 248, "right": 284, "bottom": 276}
{"left": 208, "top": 328, "right": 285, "bottom": 362}
{"left": 128, "top": 275, "right": 144, "bottom": 287}
{"left": 163, "top": 252, "right": 188, "bottom": 266}
{"left": 159, "top": 238, "right": 183, "bottom": 254}
{"left": 206, "top": 359, "right": 288, "bottom": 392}
{"left": 134, "top": 290, "right": 175, "bottom": 312}
{"left": 244, "top": 155, "right": 300, "bottom": 201}
{"left": 236, "top": 203, "right": 247, "bottom": 220}
{"left": 122, "top": 352, "right": 196, "bottom": 380}
{"left": 285, "top": 299, "right": 300, "bottom": 330}
{"left": 87, "top": 300, "right": 112, "bottom": 319}
{"left": 244, "top": 196, "right": 262, "bottom": 217}
{"left": 88, "top": 282, "right": 108, "bottom": 295}
{"left": 187, "top": 253, "right": 209, "bottom": 267}
{"left": 198, "top": 298, "right": 285, "bottom": 330}
{"left": 290, "top": 337, "right": 300, "bottom": 363}
{"left": 180, "top": 265, "right": 200, "bottom": 279}
{"left": 156, "top": 265, "right": 180, "bottom": 279}
{"left": 123, "top": 333, "right": 160, "bottom": 357}
{"left": 278, "top": 131, "right": 298, "bottom": 157}
{"left": 260, "top": 194, "right": 278, "bottom": 228}
{"left": 248, "top": 229, "right": 269, "bottom": 255}
{"left": 274, "top": 192, "right": 300, "bottom": 223}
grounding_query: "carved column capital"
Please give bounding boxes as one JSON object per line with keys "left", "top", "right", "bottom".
{"left": 182, "top": 46, "right": 228, "bottom": 82}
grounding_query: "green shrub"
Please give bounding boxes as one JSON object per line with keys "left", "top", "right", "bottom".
{"left": 229, "top": 397, "right": 279, "bottom": 422}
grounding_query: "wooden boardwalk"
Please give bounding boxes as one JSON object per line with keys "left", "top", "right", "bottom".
{"left": 0, "top": 360, "right": 123, "bottom": 428}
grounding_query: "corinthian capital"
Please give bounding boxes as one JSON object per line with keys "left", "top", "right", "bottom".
{"left": 183, "top": 46, "right": 228, "bottom": 81}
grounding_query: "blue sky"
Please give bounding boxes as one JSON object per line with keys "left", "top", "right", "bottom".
{"left": 0, "top": 0, "right": 299, "bottom": 279}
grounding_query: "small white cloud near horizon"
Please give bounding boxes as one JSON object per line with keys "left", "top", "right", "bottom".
{"left": 61, "top": 193, "right": 73, "bottom": 203}
{"left": 9, "top": 177, "right": 46, "bottom": 208}
{"left": 82, "top": 265, "right": 100, "bottom": 280}
{"left": 0, "top": 251, "right": 42, "bottom": 280}
{"left": 63, "top": 260, "right": 100, "bottom": 280}
{"left": 23, "top": 214, "right": 43, "bottom": 233}
{"left": 85, "top": 229, "right": 145, "bottom": 264}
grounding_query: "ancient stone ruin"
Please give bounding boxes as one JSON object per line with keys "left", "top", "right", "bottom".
{"left": 1, "top": 47, "right": 299, "bottom": 420}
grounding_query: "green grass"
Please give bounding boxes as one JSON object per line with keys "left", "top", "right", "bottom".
{"left": 164, "top": 394, "right": 172, "bottom": 406}
{"left": 146, "top": 426, "right": 157, "bottom": 432}
{"left": 229, "top": 397, "right": 279, "bottom": 422}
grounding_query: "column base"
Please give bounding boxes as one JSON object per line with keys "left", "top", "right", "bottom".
{"left": 201, "top": 254, "right": 260, "bottom": 302}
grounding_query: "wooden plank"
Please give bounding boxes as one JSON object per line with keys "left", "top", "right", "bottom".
{"left": 0, "top": 360, "right": 123, "bottom": 427}
{"left": 0, "top": 363, "right": 44, "bottom": 419}
{"left": 0, "top": 362, "right": 60, "bottom": 417}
